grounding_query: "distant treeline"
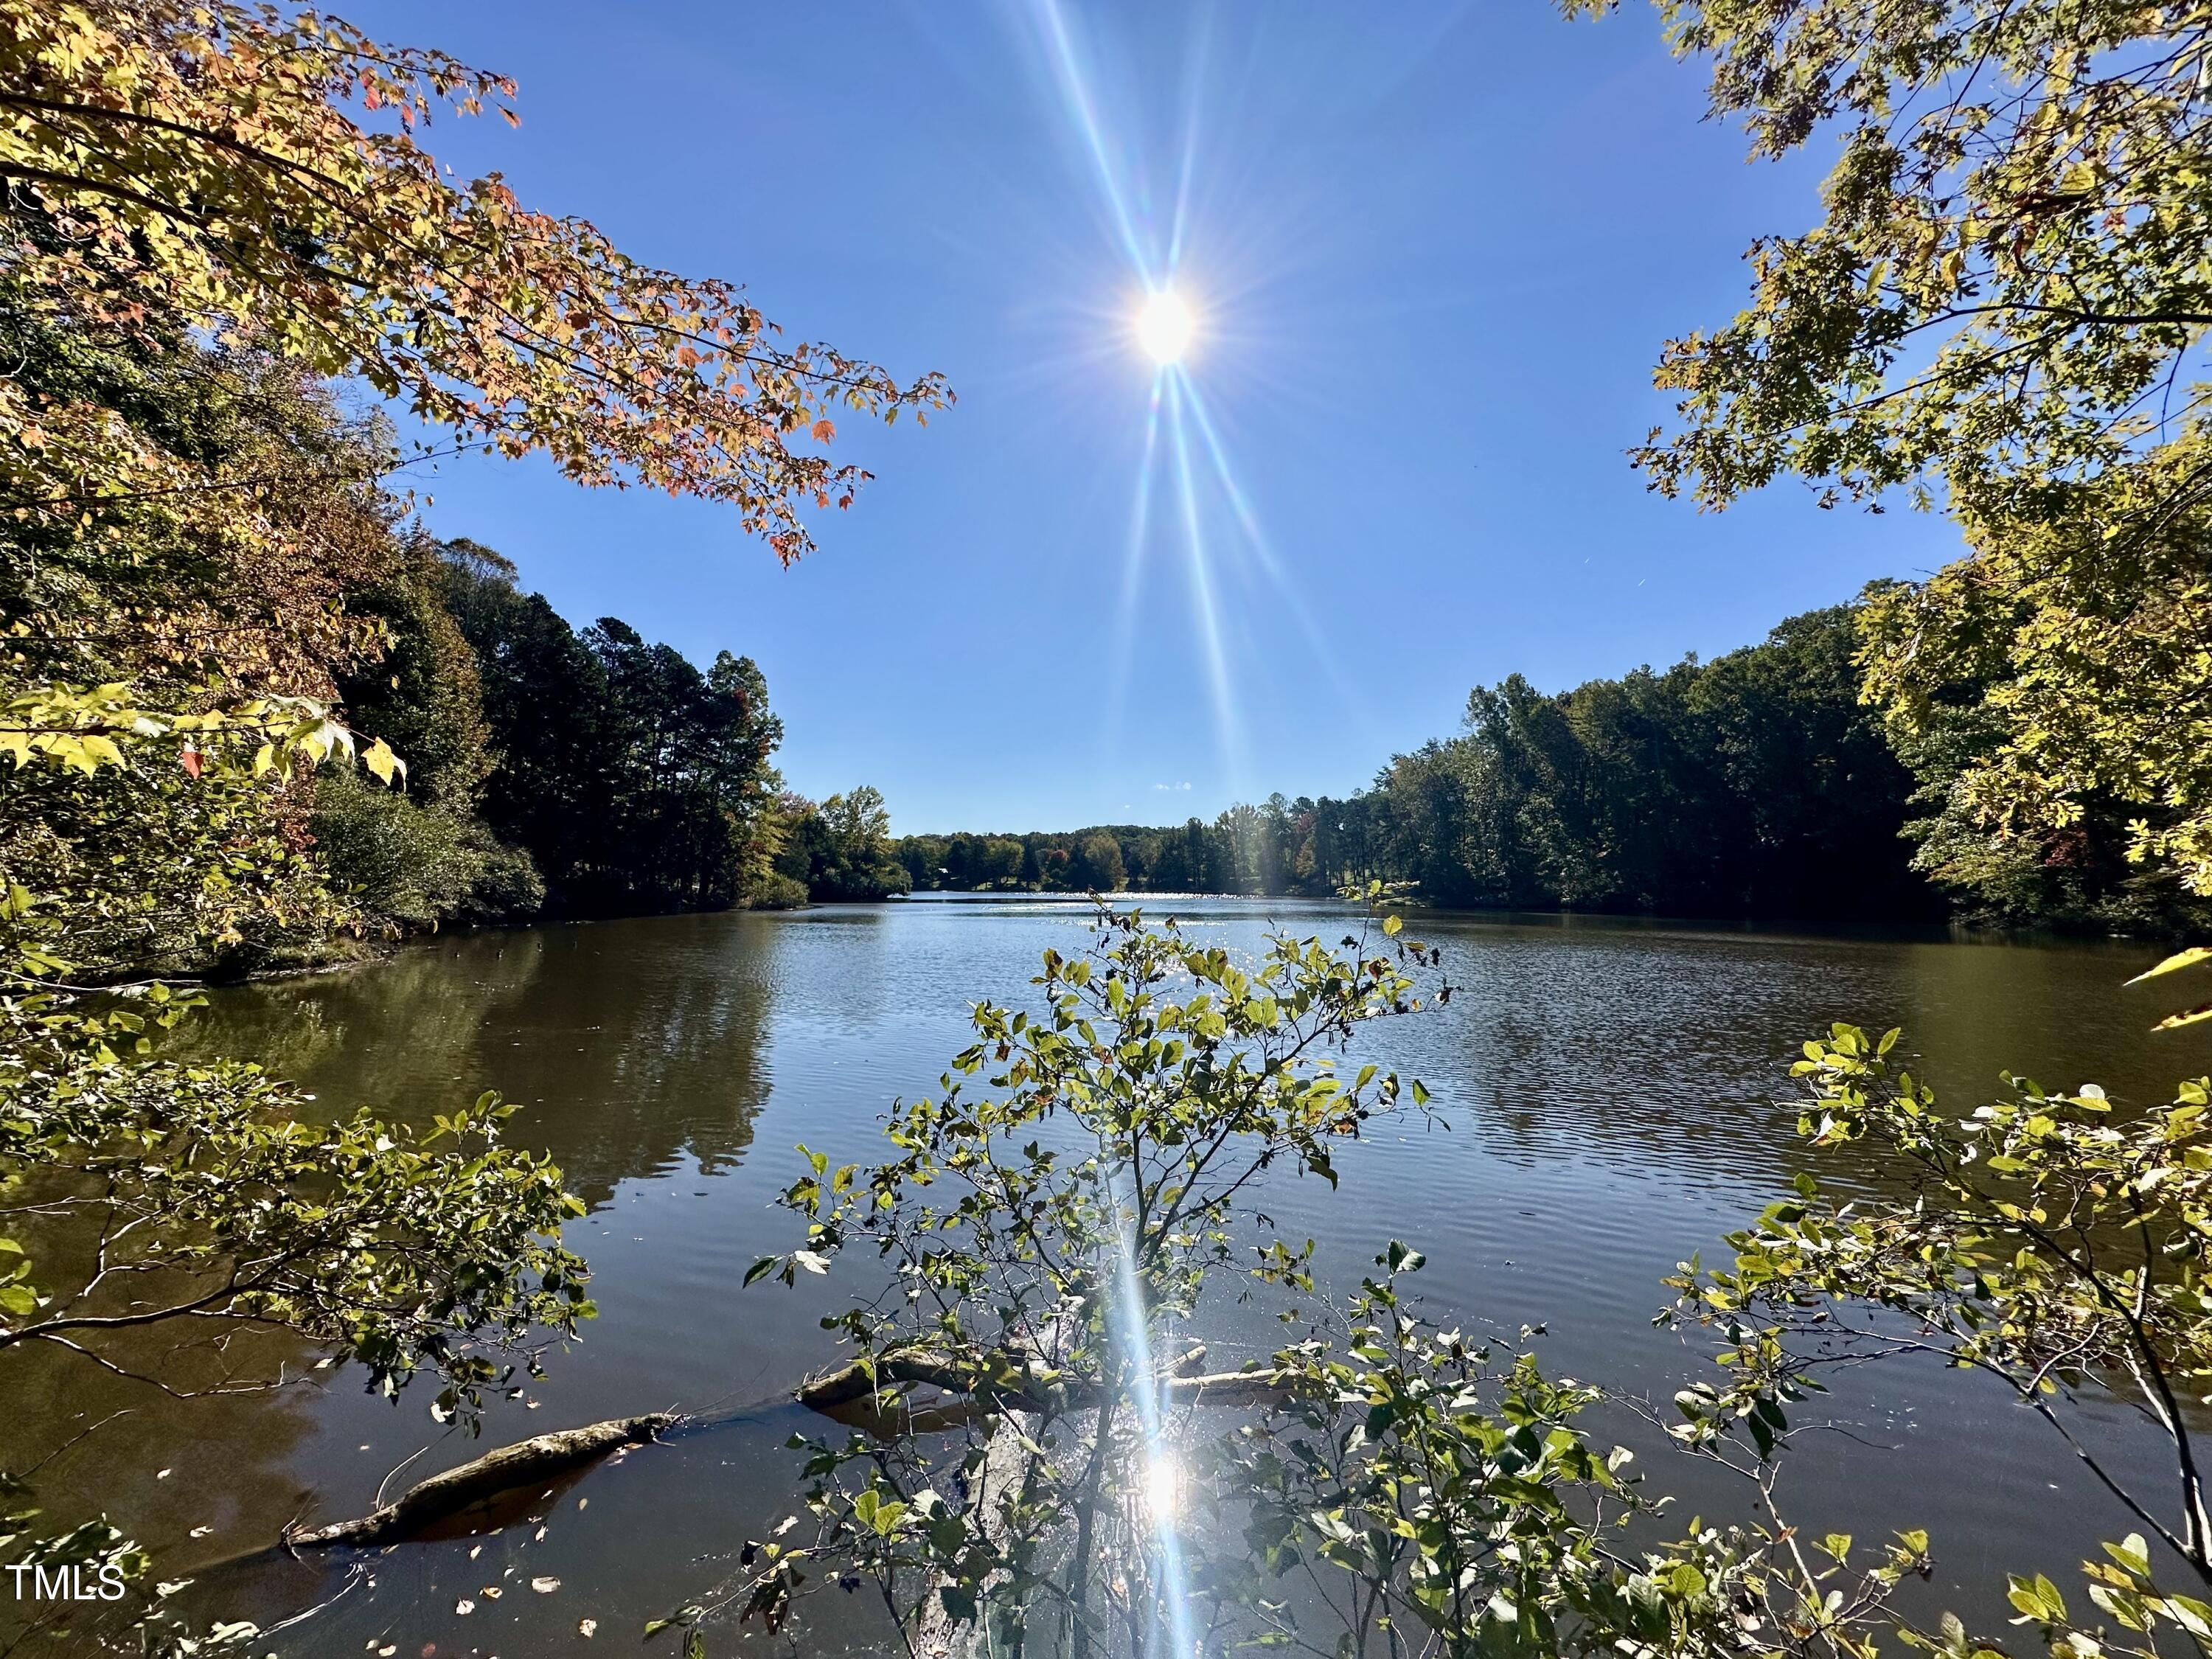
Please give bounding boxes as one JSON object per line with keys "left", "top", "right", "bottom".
{"left": 368, "top": 576, "right": 2183, "bottom": 931}
{"left": 341, "top": 565, "right": 2174, "bottom": 930}
{"left": 898, "top": 604, "right": 2159, "bottom": 926}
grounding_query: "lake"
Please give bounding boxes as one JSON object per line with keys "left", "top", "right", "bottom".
{"left": 12, "top": 896, "right": 2208, "bottom": 1654}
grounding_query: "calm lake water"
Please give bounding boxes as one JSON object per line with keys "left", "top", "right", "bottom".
{"left": 13, "top": 896, "right": 2211, "bottom": 1654}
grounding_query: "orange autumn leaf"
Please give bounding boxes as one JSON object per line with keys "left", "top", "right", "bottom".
{"left": 0, "top": 0, "right": 952, "bottom": 564}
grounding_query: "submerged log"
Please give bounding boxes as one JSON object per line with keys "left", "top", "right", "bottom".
{"left": 284, "top": 1412, "right": 679, "bottom": 1548}
{"left": 797, "top": 1348, "right": 999, "bottom": 1410}
{"left": 795, "top": 1349, "right": 1301, "bottom": 1415}
{"left": 911, "top": 1399, "right": 1043, "bottom": 1659}
{"left": 285, "top": 1346, "right": 1293, "bottom": 1557}
{"left": 1162, "top": 1366, "right": 1303, "bottom": 1407}
{"left": 908, "top": 1321, "right": 1074, "bottom": 1659}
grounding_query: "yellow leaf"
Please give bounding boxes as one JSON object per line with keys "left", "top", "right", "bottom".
{"left": 2154, "top": 1001, "right": 2212, "bottom": 1033}
{"left": 361, "top": 743, "right": 405, "bottom": 787}
{"left": 2127, "top": 947, "right": 2212, "bottom": 985}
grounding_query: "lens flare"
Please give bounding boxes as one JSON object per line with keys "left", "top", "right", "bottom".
{"left": 1135, "top": 292, "right": 1195, "bottom": 363}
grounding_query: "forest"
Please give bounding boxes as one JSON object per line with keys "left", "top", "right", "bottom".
{"left": 0, "top": 268, "right": 908, "bottom": 979}
{"left": 902, "top": 602, "right": 2201, "bottom": 931}
{"left": 298, "top": 520, "right": 2202, "bottom": 936}
{"left": 338, "top": 538, "right": 907, "bottom": 927}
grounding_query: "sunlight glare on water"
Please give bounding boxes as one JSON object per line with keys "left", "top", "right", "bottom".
{"left": 1144, "top": 1447, "right": 1186, "bottom": 1525}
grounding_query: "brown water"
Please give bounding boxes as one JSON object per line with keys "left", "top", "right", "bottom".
{"left": 10, "top": 897, "right": 2209, "bottom": 1655}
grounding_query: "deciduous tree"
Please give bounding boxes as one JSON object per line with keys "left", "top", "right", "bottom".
{"left": 1577, "top": 0, "right": 2212, "bottom": 899}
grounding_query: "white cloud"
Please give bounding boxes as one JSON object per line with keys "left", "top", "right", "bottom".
{"left": 1152, "top": 781, "right": 1192, "bottom": 792}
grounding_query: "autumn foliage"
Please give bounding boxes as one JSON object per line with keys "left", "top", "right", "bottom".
{"left": 0, "top": 0, "right": 948, "bottom": 563}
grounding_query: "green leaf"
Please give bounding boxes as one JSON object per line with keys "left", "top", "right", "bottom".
{"left": 2007, "top": 1573, "right": 2067, "bottom": 1623}
{"left": 1748, "top": 1411, "right": 1775, "bottom": 1460}
{"left": 2101, "top": 1534, "right": 2152, "bottom": 1579}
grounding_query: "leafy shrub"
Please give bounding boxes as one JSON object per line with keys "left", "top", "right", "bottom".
{"left": 311, "top": 768, "right": 543, "bottom": 932}
{"left": 747, "top": 873, "right": 810, "bottom": 910}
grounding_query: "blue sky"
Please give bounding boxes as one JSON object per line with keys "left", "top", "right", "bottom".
{"left": 355, "top": 0, "right": 1964, "bottom": 835}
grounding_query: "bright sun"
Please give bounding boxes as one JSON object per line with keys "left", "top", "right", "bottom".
{"left": 1135, "top": 291, "right": 1194, "bottom": 364}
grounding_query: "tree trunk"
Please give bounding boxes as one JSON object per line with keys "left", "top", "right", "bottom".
{"left": 285, "top": 1413, "right": 678, "bottom": 1548}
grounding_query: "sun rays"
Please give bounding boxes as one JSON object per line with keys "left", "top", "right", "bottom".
{"left": 1023, "top": 0, "right": 1347, "bottom": 799}
{"left": 1017, "top": 10, "right": 1358, "bottom": 1652}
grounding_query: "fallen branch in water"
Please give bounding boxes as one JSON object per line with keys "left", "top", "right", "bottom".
{"left": 795, "top": 1347, "right": 1301, "bottom": 1413}
{"left": 284, "top": 1413, "right": 678, "bottom": 1548}
{"left": 283, "top": 1348, "right": 1291, "bottom": 1554}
